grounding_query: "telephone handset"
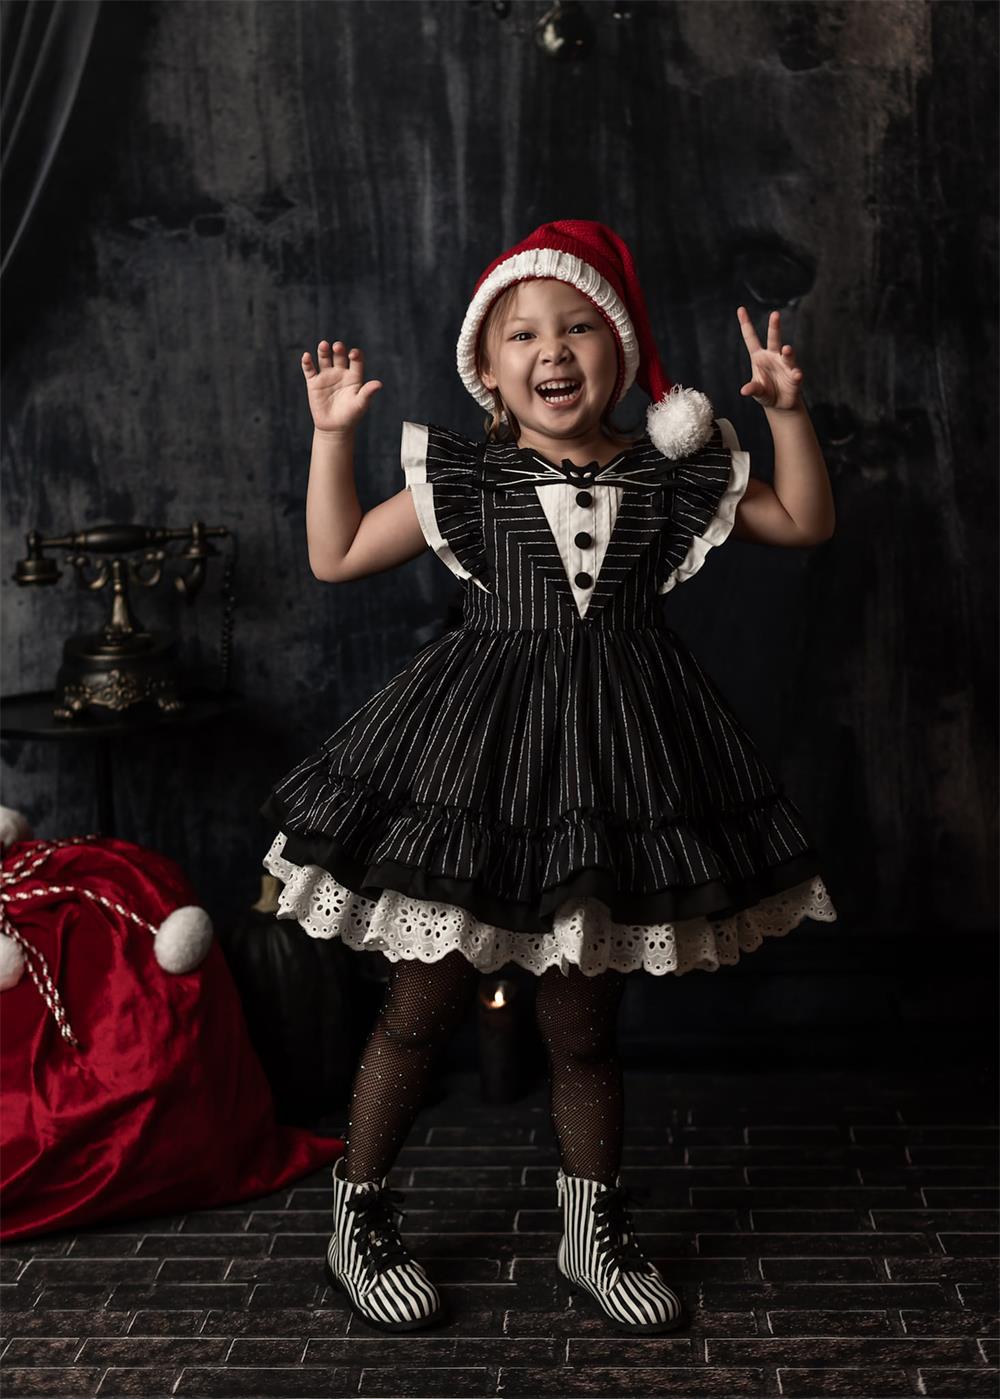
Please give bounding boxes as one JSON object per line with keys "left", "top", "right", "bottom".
{"left": 11, "top": 521, "right": 239, "bottom": 722}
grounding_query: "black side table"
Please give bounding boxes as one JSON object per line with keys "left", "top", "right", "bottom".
{"left": 0, "top": 687, "right": 245, "bottom": 837}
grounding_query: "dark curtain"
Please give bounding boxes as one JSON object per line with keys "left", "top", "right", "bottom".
{"left": 0, "top": 0, "right": 101, "bottom": 282}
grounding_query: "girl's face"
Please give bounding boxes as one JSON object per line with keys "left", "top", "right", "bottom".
{"left": 480, "top": 279, "right": 619, "bottom": 442}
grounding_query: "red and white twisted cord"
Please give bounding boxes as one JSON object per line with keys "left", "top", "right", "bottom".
{"left": 1, "top": 836, "right": 161, "bottom": 1052}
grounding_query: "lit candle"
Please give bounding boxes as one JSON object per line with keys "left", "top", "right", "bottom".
{"left": 477, "top": 975, "right": 520, "bottom": 1103}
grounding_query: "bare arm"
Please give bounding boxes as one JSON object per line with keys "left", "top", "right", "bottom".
{"left": 730, "top": 308, "right": 837, "bottom": 548}
{"left": 300, "top": 339, "right": 429, "bottom": 582}
{"left": 730, "top": 403, "right": 836, "bottom": 547}
{"left": 306, "top": 427, "right": 428, "bottom": 582}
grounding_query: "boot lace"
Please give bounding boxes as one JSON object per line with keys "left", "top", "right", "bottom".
{"left": 344, "top": 1185, "right": 412, "bottom": 1285}
{"left": 591, "top": 1184, "right": 654, "bottom": 1280}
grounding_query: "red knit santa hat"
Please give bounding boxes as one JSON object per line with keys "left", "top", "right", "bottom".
{"left": 456, "top": 219, "right": 715, "bottom": 459}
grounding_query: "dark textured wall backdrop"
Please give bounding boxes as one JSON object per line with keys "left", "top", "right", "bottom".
{"left": 2, "top": 1, "right": 997, "bottom": 1040}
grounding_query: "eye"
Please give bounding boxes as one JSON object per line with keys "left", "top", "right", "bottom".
{"left": 510, "top": 323, "right": 592, "bottom": 341}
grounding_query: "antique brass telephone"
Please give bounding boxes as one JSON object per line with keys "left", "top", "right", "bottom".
{"left": 11, "top": 521, "right": 239, "bottom": 721}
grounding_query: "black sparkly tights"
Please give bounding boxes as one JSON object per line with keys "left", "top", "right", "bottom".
{"left": 535, "top": 962, "right": 628, "bottom": 1185}
{"left": 342, "top": 951, "right": 628, "bottom": 1187}
{"left": 343, "top": 950, "right": 479, "bottom": 1183}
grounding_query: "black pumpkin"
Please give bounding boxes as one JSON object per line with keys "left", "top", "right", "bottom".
{"left": 218, "top": 875, "right": 383, "bottom": 1126}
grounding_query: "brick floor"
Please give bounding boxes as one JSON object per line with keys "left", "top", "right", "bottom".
{"left": 1, "top": 1068, "right": 997, "bottom": 1397}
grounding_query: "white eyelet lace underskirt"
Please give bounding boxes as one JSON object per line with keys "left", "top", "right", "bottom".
{"left": 262, "top": 831, "right": 837, "bottom": 978}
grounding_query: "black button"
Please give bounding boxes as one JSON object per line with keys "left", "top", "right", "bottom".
{"left": 575, "top": 490, "right": 593, "bottom": 507}
{"left": 574, "top": 531, "right": 592, "bottom": 549}
{"left": 574, "top": 571, "right": 594, "bottom": 589}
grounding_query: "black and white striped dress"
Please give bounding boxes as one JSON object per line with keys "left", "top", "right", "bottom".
{"left": 260, "top": 419, "right": 837, "bottom": 977}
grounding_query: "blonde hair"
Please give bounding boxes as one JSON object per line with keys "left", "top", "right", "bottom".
{"left": 473, "top": 282, "right": 641, "bottom": 446}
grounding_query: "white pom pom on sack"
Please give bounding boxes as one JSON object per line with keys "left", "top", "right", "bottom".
{"left": 154, "top": 905, "right": 214, "bottom": 973}
{"left": 0, "top": 934, "right": 26, "bottom": 989}
{"left": 0, "top": 806, "right": 34, "bottom": 851}
{"left": 647, "top": 384, "right": 715, "bottom": 460}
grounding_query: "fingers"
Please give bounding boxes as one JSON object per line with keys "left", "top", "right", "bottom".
{"left": 737, "top": 308, "right": 803, "bottom": 379}
{"left": 738, "top": 307, "right": 789, "bottom": 353}
{"left": 300, "top": 340, "right": 364, "bottom": 375}
{"left": 766, "top": 310, "right": 781, "bottom": 353}
{"left": 736, "top": 305, "right": 762, "bottom": 353}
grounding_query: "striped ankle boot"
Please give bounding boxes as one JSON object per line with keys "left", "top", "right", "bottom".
{"left": 555, "top": 1167, "right": 688, "bottom": 1333}
{"left": 324, "top": 1156, "right": 446, "bottom": 1332}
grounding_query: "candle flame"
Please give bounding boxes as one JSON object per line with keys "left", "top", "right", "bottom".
{"left": 489, "top": 986, "right": 507, "bottom": 1008}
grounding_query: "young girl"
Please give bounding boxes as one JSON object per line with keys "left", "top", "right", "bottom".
{"left": 260, "top": 219, "right": 838, "bottom": 1336}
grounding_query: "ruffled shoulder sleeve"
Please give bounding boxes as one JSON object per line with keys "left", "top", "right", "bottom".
{"left": 657, "top": 416, "right": 751, "bottom": 594}
{"left": 400, "top": 422, "right": 491, "bottom": 592}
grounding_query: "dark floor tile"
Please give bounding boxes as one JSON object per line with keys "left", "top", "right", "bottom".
{"left": 709, "top": 1335, "right": 982, "bottom": 1364}
{"left": 137, "top": 1234, "right": 268, "bottom": 1258}
{"left": 694, "top": 1185, "right": 917, "bottom": 1206}
{"left": 0, "top": 1240, "right": 72, "bottom": 1259}
{"left": 96, "top": 1370, "right": 184, "bottom": 1396}
{"left": 76, "top": 1336, "right": 231, "bottom": 1365}
{"left": 775, "top": 1369, "right": 913, "bottom": 1396}
{"left": 29, "top": 1286, "right": 117, "bottom": 1310}
{"left": 213, "top": 1336, "right": 305, "bottom": 1363}
{"left": 871, "top": 1207, "right": 999, "bottom": 1230}
{"left": 700, "top": 1281, "right": 951, "bottom": 1308}
{"left": 916, "top": 1371, "right": 1000, "bottom": 1397}
{"left": 19, "top": 1260, "right": 159, "bottom": 1287}
{"left": 765, "top": 1307, "right": 894, "bottom": 1334}
{"left": 307, "top": 1335, "right": 559, "bottom": 1364}
{"left": 2, "top": 1336, "right": 83, "bottom": 1364}
{"left": 154, "top": 1259, "right": 231, "bottom": 1282}
{"left": 124, "top": 1309, "right": 207, "bottom": 1334}
{"left": 922, "top": 1187, "right": 1000, "bottom": 1206}
{"left": 0, "top": 1310, "right": 132, "bottom": 1338}
{"left": 759, "top": 1257, "right": 881, "bottom": 1280}
{"left": 100, "top": 1281, "right": 249, "bottom": 1309}
{"left": 887, "top": 1255, "right": 999, "bottom": 1281}
{"left": 698, "top": 1231, "right": 933, "bottom": 1256}
{"left": 938, "top": 1232, "right": 1000, "bottom": 1256}
{"left": 901, "top": 1307, "right": 1000, "bottom": 1335}
{"left": 358, "top": 1368, "right": 492, "bottom": 1396}
{"left": 496, "top": 1366, "right": 766, "bottom": 1395}
{"left": 565, "top": 1336, "right": 696, "bottom": 1363}
{"left": 173, "top": 1366, "right": 359, "bottom": 1395}
{"left": 957, "top": 1282, "right": 999, "bottom": 1305}
{"left": 63, "top": 1237, "right": 140, "bottom": 1259}
{"left": 198, "top": 1306, "right": 351, "bottom": 1337}
{"left": 0, "top": 1368, "right": 105, "bottom": 1394}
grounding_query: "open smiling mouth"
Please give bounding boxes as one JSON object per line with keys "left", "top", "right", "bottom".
{"left": 535, "top": 379, "right": 583, "bottom": 406}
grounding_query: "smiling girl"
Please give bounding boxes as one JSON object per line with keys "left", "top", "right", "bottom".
{"left": 260, "top": 219, "right": 838, "bottom": 1337}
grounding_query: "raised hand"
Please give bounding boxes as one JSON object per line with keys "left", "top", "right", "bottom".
{"left": 736, "top": 308, "right": 805, "bottom": 411}
{"left": 301, "top": 340, "right": 383, "bottom": 434}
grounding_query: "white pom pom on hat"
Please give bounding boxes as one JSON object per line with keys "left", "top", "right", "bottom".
{"left": 455, "top": 219, "right": 716, "bottom": 460}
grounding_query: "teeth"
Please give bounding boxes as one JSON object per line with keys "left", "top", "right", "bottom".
{"left": 536, "top": 380, "right": 581, "bottom": 403}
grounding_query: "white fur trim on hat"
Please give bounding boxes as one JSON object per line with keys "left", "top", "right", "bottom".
{"left": 456, "top": 248, "right": 640, "bottom": 410}
{"left": 154, "top": 905, "right": 214, "bottom": 973}
{"left": 647, "top": 385, "right": 716, "bottom": 460}
{"left": 0, "top": 806, "right": 34, "bottom": 850}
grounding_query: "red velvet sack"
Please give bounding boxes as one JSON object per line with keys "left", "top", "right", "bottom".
{"left": 0, "top": 834, "right": 343, "bottom": 1242}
